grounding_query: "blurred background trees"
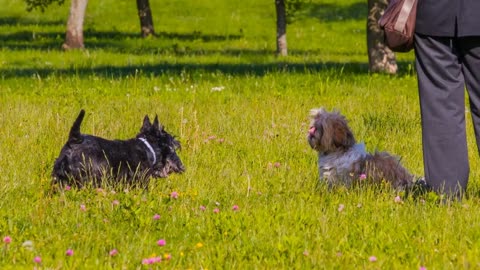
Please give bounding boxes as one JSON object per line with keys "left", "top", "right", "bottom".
{"left": 275, "top": 0, "right": 309, "bottom": 56}
{"left": 25, "top": 0, "right": 65, "bottom": 12}
{"left": 62, "top": 0, "right": 88, "bottom": 49}
{"left": 366, "top": 0, "right": 397, "bottom": 74}
{"left": 24, "top": 0, "right": 155, "bottom": 49}
{"left": 276, "top": 0, "right": 397, "bottom": 74}
{"left": 136, "top": 0, "right": 155, "bottom": 37}
{"left": 23, "top": 0, "right": 398, "bottom": 74}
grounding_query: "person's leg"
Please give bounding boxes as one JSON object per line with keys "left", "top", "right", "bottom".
{"left": 414, "top": 34, "right": 469, "bottom": 197}
{"left": 460, "top": 37, "right": 480, "bottom": 156}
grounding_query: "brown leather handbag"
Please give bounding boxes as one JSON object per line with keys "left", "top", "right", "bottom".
{"left": 378, "top": 0, "right": 417, "bottom": 52}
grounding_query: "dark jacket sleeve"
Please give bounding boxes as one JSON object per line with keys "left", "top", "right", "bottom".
{"left": 416, "top": 0, "right": 480, "bottom": 37}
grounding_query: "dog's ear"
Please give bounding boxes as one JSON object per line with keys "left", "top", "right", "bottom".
{"left": 153, "top": 115, "right": 164, "bottom": 131}
{"left": 332, "top": 121, "right": 355, "bottom": 149}
{"left": 141, "top": 115, "right": 152, "bottom": 133}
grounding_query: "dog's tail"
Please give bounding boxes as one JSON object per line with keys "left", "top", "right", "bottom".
{"left": 68, "top": 109, "right": 85, "bottom": 143}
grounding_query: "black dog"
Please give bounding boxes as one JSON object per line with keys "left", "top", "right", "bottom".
{"left": 52, "top": 109, "right": 184, "bottom": 188}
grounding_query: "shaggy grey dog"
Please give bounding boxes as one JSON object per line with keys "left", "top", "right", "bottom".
{"left": 307, "top": 108, "right": 416, "bottom": 190}
{"left": 52, "top": 109, "right": 184, "bottom": 189}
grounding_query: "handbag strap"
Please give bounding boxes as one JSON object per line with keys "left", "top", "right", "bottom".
{"left": 394, "top": 0, "right": 416, "bottom": 32}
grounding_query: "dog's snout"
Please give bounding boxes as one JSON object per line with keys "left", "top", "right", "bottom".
{"left": 166, "top": 153, "right": 185, "bottom": 174}
{"left": 171, "top": 158, "right": 185, "bottom": 173}
{"left": 175, "top": 163, "right": 185, "bottom": 173}
{"left": 309, "top": 126, "right": 316, "bottom": 136}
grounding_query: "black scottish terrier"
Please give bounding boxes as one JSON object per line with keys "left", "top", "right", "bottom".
{"left": 52, "top": 109, "right": 184, "bottom": 188}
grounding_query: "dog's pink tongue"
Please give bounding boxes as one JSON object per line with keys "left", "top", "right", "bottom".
{"left": 309, "top": 126, "right": 316, "bottom": 135}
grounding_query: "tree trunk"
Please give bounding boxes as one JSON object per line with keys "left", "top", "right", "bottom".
{"left": 63, "top": 0, "right": 88, "bottom": 50}
{"left": 275, "top": 0, "right": 287, "bottom": 56}
{"left": 367, "top": 0, "right": 397, "bottom": 74}
{"left": 136, "top": 0, "right": 155, "bottom": 38}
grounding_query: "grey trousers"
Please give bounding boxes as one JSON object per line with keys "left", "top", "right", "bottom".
{"left": 414, "top": 33, "right": 480, "bottom": 197}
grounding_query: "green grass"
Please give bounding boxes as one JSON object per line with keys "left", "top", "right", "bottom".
{"left": 1, "top": 0, "right": 480, "bottom": 269}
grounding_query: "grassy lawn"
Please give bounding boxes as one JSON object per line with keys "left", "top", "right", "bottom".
{"left": 1, "top": 0, "right": 480, "bottom": 269}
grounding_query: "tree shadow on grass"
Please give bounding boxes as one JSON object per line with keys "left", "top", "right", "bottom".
{"left": 0, "top": 29, "right": 243, "bottom": 51}
{"left": 155, "top": 31, "right": 242, "bottom": 42}
{"left": 0, "top": 28, "right": 362, "bottom": 58}
{"left": 0, "top": 28, "right": 364, "bottom": 58}
{"left": 0, "top": 60, "right": 417, "bottom": 79}
{"left": 0, "top": 16, "right": 64, "bottom": 26}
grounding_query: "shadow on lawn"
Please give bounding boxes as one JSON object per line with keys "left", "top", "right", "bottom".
{"left": 0, "top": 29, "right": 243, "bottom": 51}
{"left": 0, "top": 60, "right": 417, "bottom": 78}
{"left": 0, "top": 28, "right": 361, "bottom": 57}
{"left": 0, "top": 16, "right": 64, "bottom": 27}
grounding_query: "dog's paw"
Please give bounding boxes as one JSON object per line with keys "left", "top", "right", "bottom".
{"left": 410, "top": 177, "right": 431, "bottom": 197}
